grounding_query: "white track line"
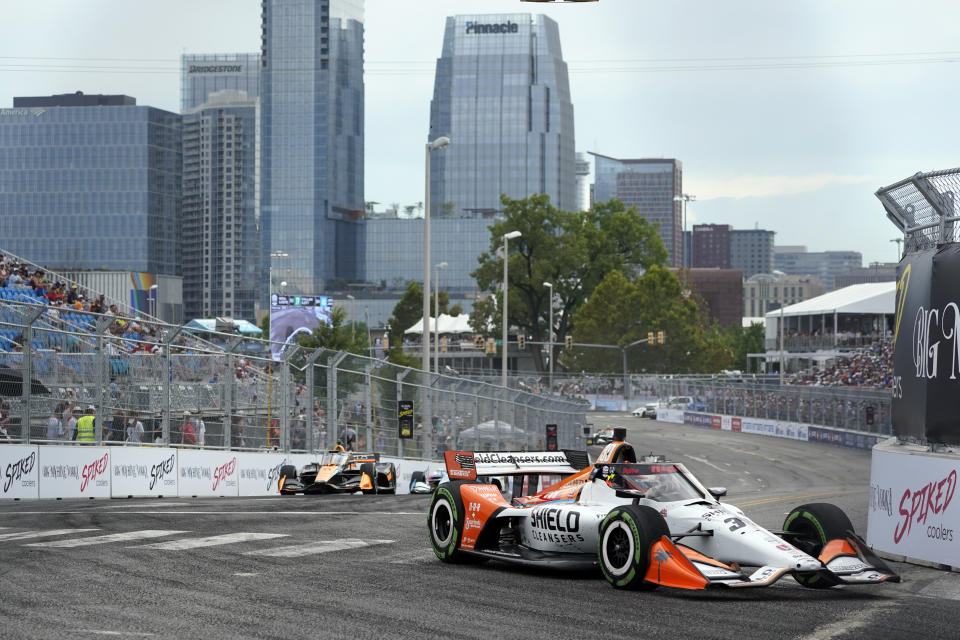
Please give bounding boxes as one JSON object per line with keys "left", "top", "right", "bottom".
{"left": 243, "top": 538, "right": 394, "bottom": 558}
{"left": 25, "top": 530, "right": 187, "bottom": 548}
{"left": 133, "top": 532, "right": 288, "bottom": 550}
{"left": 5, "top": 510, "right": 423, "bottom": 516}
{"left": 0, "top": 529, "right": 98, "bottom": 541}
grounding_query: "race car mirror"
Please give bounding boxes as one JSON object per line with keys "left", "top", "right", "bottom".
{"left": 708, "top": 486, "right": 727, "bottom": 499}
{"left": 398, "top": 400, "right": 413, "bottom": 439}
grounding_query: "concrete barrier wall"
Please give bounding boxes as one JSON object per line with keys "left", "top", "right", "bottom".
{"left": 656, "top": 409, "right": 884, "bottom": 451}
{"left": 0, "top": 444, "right": 436, "bottom": 499}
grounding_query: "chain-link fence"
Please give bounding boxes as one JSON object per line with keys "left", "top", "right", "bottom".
{"left": 655, "top": 378, "right": 891, "bottom": 435}
{"left": 878, "top": 167, "right": 960, "bottom": 253}
{"left": 0, "top": 299, "right": 589, "bottom": 459}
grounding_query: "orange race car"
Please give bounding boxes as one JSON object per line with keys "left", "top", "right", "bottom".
{"left": 278, "top": 450, "right": 396, "bottom": 495}
{"left": 428, "top": 428, "right": 899, "bottom": 591}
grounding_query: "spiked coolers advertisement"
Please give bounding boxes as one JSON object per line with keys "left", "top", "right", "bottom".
{"left": 894, "top": 246, "right": 960, "bottom": 444}
{"left": 1, "top": 445, "right": 39, "bottom": 499}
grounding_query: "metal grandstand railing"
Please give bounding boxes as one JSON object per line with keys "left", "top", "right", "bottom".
{"left": 0, "top": 298, "right": 588, "bottom": 458}
{"left": 877, "top": 168, "right": 960, "bottom": 253}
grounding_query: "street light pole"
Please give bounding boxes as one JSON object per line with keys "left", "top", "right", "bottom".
{"left": 674, "top": 194, "right": 695, "bottom": 268}
{"left": 434, "top": 261, "right": 447, "bottom": 374}
{"left": 346, "top": 294, "right": 355, "bottom": 337}
{"left": 501, "top": 230, "right": 521, "bottom": 388}
{"left": 543, "top": 281, "right": 553, "bottom": 395}
{"left": 423, "top": 136, "right": 451, "bottom": 374}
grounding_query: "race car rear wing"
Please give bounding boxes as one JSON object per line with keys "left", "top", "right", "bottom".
{"left": 444, "top": 449, "right": 588, "bottom": 481}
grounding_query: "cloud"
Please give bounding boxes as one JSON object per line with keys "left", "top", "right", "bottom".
{"left": 689, "top": 173, "right": 874, "bottom": 200}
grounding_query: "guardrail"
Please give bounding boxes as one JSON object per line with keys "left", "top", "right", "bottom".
{"left": 0, "top": 299, "right": 589, "bottom": 459}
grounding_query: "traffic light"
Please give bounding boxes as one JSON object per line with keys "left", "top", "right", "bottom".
{"left": 564, "top": 335, "right": 573, "bottom": 349}
{"left": 441, "top": 337, "right": 448, "bottom": 352}
{"left": 657, "top": 330, "right": 665, "bottom": 344}
{"left": 517, "top": 335, "right": 525, "bottom": 350}
{"left": 474, "top": 334, "right": 484, "bottom": 349}
{"left": 485, "top": 338, "right": 497, "bottom": 354}
{"left": 647, "top": 331, "right": 654, "bottom": 343}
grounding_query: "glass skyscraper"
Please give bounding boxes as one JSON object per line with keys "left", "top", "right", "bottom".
{"left": 181, "top": 53, "right": 260, "bottom": 111}
{"left": 591, "top": 154, "right": 683, "bottom": 267}
{"left": 429, "top": 14, "right": 576, "bottom": 217}
{"left": 261, "top": 0, "right": 365, "bottom": 298}
{"left": 0, "top": 94, "right": 181, "bottom": 274}
{"left": 182, "top": 90, "right": 260, "bottom": 322}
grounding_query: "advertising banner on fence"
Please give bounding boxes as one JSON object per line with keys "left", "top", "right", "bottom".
{"left": 110, "top": 447, "right": 178, "bottom": 497}
{"left": 38, "top": 446, "right": 111, "bottom": 499}
{"left": 0, "top": 445, "right": 39, "bottom": 500}
{"left": 868, "top": 447, "right": 960, "bottom": 567}
{"left": 238, "top": 452, "right": 291, "bottom": 496}
{"left": 657, "top": 408, "right": 683, "bottom": 424}
{"left": 177, "top": 449, "right": 239, "bottom": 497}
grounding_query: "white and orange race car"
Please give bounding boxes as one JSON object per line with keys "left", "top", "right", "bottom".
{"left": 428, "top": 429, "right": 900, "bottom": 590}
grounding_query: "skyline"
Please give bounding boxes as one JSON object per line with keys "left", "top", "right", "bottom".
{"left": 3, "top": 0, "right": 959, "bottom": 266}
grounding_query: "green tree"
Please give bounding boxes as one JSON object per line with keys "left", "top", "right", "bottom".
{"left": 295, "top": 306, "right": 369, "bottom": 356}
{"left": 569, "top": 267, "right": 733, "bottom": 373}
{"left": 715, "top": 321, "right": 765, "bottom": 372}
{"left": 470, "top": 193, "right": 668, "bottom": 372}
{"left": 384, "top": 281, "right": 456, "bottom": 368}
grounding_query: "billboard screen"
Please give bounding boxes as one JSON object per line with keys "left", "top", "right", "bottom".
{"left": 269, "top": 294, "right": 332, "bottom": 360}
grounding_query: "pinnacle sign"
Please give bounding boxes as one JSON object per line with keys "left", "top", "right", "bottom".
{"left": 465, "top": 20, "right": 519, "bottom": 34}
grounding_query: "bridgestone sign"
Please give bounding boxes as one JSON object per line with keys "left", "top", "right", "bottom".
{"left": 188, "top": 65, "right": 243, "bottom": 74}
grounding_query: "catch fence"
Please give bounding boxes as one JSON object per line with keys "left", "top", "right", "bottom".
{"left": 0, "top": 299, "right": 589, "bottom": 459}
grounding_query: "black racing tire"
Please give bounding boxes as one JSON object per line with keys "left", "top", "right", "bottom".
{"left": 360, "top": 462, "right": 377, "bottom": 494}
{"left": 410, "top": 470, "right": 427, "bottom": 484}
{"left": 428, "top": 481, "right": 486, "bottom": 564}
{"left": 380, "top": 463, "right": 397, "bottom": 495}
{"left": 783, "top": 503, "right": 854, "bottom": 589}
{"left": 598, "top": 505, "right": 669, "bottom": 590}
{"left": 279, "top": 465, "right": 297, "bottom": 480}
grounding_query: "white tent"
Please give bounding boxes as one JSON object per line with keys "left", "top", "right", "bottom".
{"left": 763, "top": 282, "right": 895, "bottom": 344}
{"left": 763, "top": 282, "right": 894, "bottom": 319}
{"left": 404, "top": 313, "right": 473, "bottom": 335}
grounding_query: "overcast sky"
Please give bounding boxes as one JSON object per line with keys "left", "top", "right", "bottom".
{"left": 4, "top": 0, "right": 959, "bottom": 266}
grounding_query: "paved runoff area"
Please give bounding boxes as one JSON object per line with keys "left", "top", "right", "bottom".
{"left": 2, "top": 415, "right": 959, "bottom": 639}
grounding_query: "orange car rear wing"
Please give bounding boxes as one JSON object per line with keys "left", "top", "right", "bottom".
{"left": 444, "top": 450, "right": 585, "bottom": 481}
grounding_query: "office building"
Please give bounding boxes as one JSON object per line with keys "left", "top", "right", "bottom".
{"left": 428, "top": 14, "right": 576, "bottom": 217}
{"left": 833, "top": 263, "right": 897, "bottom": 289}
{"left": 592, "top": 155, "right": 683, "bottom": 267}
{"left": 0, "top": 92, "right": 181, "bottom": 275}
{"left": 365, "top": 215, "right": 496, "bottom": 296}
{"left": 672, "top": 268, "right": 743, "bottom": 327}
{"left": 261, "top": 0, "right": 365, "bottom": 299}
{"left": 743, "top": 272, "right": 825, "bottom": 318}
{"left": 575, "top": 151, "right": 591, "bottom": 212}
{"left": 181, "top": 90, "right": 260, "bottom": 321}
{"left": 181, "top": 53, "right": 260, "bottom": 111}
{"left": 691, "top": 224, "right": 731, "bottom": 269}
{"left": 774, "top": 247, "right": 862, "bottom": 291}
{"left": 730, "top": 228, "right": 775, "bottom": 279}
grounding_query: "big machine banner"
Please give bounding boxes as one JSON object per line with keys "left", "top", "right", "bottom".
{"left": 38, "top": 447, "right": 112, "bottom": 499}
{"left": 894, "top": 245, "right": 960, "bottom": 444}
{"left": 868, "top": 448, "right": 960, "bottom": 566}
{"left": 110, "top": 447, "right": 178, "bottom": 497}
{"left": 0, "top": 445, "right": 39, "bottom": 500}
{"left": 177, "top": 449, "right": 239, "bottom": 497}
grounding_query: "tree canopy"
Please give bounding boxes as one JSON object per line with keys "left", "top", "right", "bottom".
{"left": 567, "top": 267, "right": 733, "bottom": 373}
{"left": 470, "top": 193, "right": 669, "bottom": 372}
{"left": 384, "top": 281, "right": 459, "bottom": 368}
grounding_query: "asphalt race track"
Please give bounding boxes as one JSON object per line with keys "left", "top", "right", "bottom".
{"left": 1, "top": 414, "right": 958, "bottom": 639}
